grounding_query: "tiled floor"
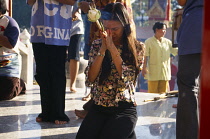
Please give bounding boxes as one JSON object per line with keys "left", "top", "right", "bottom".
{"left": 0, "top": 85, "right": 177, "bottom": 139}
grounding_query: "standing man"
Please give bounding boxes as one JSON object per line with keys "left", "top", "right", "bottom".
{"left": 27, "top": 0, "right": 76, "bottom": 124}
{"left": 142, "top": 22, "right": 178, "bottom": 93}
{"left": 176, "top": 0, "right": 203, "bottom": 138}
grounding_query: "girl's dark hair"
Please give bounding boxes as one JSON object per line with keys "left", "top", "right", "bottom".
{"left": 99, "top": 2, "right": 139, "bottom": 85}
{"left": 152, "top": 22, "right": 167, "bottom": 33}
{"left": 0, "top": 0, "right": 7, "bottom": 14}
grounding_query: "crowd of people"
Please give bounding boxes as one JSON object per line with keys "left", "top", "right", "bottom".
{"left": 0, "top": 0, "right": 203, "bottom": 138}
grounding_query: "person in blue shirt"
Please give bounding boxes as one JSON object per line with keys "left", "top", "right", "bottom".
{"left": 27, "top": 0, "right": 77, "bottom": 125}
{"left": 0, "top": 0, "right": 26, "bottom": 100}
{"left": 176, "top": 0, "right": 203, "bottom": 138}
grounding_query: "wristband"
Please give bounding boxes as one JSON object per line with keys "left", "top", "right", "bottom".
{"left": 97, "top": 52, "right": 105, "bottom": 57}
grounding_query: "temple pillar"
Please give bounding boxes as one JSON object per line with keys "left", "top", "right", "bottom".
{"left": 199, "top": 1, "right": 210, "bottom": 138}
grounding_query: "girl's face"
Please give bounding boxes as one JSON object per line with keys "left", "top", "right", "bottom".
{"left": 103, "top": 20, "right": 124, "bottom": 44}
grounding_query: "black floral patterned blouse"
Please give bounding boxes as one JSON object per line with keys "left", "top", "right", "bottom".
{"left": 85, "top": 39, "right": 144, "bottom": 107}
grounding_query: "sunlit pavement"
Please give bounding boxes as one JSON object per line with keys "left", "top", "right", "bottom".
{"left": 0, "top": 85, "right": 177, "bottom": 139}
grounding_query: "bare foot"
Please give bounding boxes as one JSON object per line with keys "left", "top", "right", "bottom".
{"left": 70, "top": 88, "right": 77, "bottom": 93}
{"left": 55, "top": 120, "right": 68, "bottom": 125}
{"left": 36, "top": 117, "right": 42, "bottom": 122}
{"left": 82, "top": 96, "right": 90, "bottom": 101}
{"left": 172, "top": 104, "right": 177, "bottom": 108}
{"left": 75, "top": 109, "right": 88, "bottom": 119}
{"left": 82, "top": 93, "right": 91, "bottom": 101}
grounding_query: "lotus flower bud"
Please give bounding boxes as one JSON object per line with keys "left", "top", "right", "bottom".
{"left": 87, "top": 8, "right": 101, "bottom": 22}
{"left": 87, "top": 5, "right": 104, "bottom": 31}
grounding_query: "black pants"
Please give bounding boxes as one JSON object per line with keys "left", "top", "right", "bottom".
{"left": 76, "top": 101, "right": 137, "bottom": 139}
{"left": 33, "top": 43, "right": 69, "bottom": 122}
{"left": 176, "top": 54, "right": 201, "bottom": 139}
{"left": 83, "top": 98, "right": 93, "bottom": 111}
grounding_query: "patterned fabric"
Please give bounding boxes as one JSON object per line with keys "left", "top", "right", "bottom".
{"left": 85, "top": 39, "right": 144, "bottom": 107}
